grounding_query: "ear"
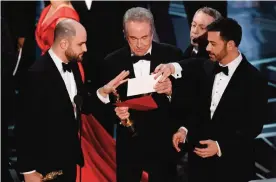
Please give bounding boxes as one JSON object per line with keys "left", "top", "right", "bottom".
{"left": 60, "top": 39, "right": 69, "bottom": 50}
{"left": 227, "top": 40, "right": 235, "bottom": 51}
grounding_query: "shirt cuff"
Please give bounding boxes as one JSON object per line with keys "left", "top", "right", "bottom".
{"left": 21, "top": 170, "right": 36, "bottom": 174}
{"left": 215, "top": 141, "right": 222, "bottom": 157}
{"left": 96, "top": 89, "right": 110, "bottom": 104}
{"left": 178, "top": 126, "right": 188, "bottom": 143}
{"left": 167, "top": 95, "right": 172, "bottom": 102}
{"left": 171, "top": 63, "right": 182, "bottom": 79}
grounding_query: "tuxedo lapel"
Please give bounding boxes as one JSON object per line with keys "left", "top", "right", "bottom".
{"left": 44, "top": 53, "right": 75, "bottom": 116}
{"left": 72, "top": 62, "right": 83, "bottom": 95}
{"left": 123, "top": 46, "right": 136, "bottom": 79}
{"left": 211, "top": 59, "right": 246, "bottom": 120}
{"left": 204, "top": 60, "right": 216, "bottom": 107}
{"left": 150, "top": 42, "right": 161, "bottom": 74}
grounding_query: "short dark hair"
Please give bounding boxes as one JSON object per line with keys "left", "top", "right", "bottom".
{"left": 54, "top": 19, "right": 76, "bottom": 41}
{"left": 195, "top": 7, "right": 222, "bottom": 21}
{"left": 207, "top": 18, "right": 242, "bottom": 47}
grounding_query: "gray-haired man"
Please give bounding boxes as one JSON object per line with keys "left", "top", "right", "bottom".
{"left": 184, "top": 7, "right": 222, "bottom": 59}
{"left": 98, "top": 7, "right": 184, "bottom": 182}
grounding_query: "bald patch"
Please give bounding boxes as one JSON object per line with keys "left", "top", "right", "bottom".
{"left": 53, "top": 19, "right": 80, "bottom": 42}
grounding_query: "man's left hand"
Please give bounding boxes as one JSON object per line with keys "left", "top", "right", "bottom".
{"left": 154, "top": 78, "right": 172, "bottom": 95}
{"left": 194, "top": 140, "right": 218, "bottom": 158}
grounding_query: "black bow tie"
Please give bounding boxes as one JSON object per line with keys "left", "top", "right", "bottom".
{"left": 62, "top": 62, "right": 72, "bottom": 73}
{"left": 214, "top": 62, "right": 228, "bottom": 76}
{"left": 191, "top": 49, "right": 197, "bottom": 57}
{"left": 131, "top": 53, "right": 151, "bottom": 64}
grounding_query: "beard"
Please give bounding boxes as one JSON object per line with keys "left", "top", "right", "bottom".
{"left": 209, "top": 44, "right": 228, "bottom": 62}
{"left": 65, "top": 48, "right": 82, "bottom": 62}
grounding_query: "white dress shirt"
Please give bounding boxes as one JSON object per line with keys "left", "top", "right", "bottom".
{"left": 210, "top": 53, "right": 242, "bottom": 118}
{"left": 84, "top": 0, "right": 93, "bottom": 10}
{"left": 22, "top": 49, "right": 78, "bottom": 174}
{"left": 49, "top": 49, "right": 77, "bottom": 109}
{"left": 174, "top": 52, "right": 243, "bottom": 157}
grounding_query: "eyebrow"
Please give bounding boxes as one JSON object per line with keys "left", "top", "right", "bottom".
{"left": 192, "top": 22, "right": 206, "bottom": 27}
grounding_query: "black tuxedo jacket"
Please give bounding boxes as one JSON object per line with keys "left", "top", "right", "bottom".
{"left": 101, "top": 41, "right": 183, "bottom": 159}
{"left": 16, "top": 52, "right": 102, "bottom": 174}
{"left": 183, "top": 44, "right": 210, "bottom": 59}
{"left": 174, "top": 55, "right": 267, "bottom": 181}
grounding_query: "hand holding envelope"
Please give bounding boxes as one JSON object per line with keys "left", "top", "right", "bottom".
{"left": 113, "top": 73, "right": 171, "bottom": 136}
{"left": 114, "top": 73, "right": 172, "bottom": 111}
{"left": 127, "top": 74, "right": 161, "bottom": 97}
{"left": 127, "top": 74, "right": 172, "bottom": 97}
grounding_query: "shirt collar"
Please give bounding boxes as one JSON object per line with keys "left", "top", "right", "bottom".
{"left": 48, "top": 48, "right": 66, "bottom": 73}
{"left": 220, "top": 51, "right": 242, "bottom": 77}
{"left": 192, "top": 47, "right": 198, "bottom": 54}
{"left": 131, "top": 45, "right": 152, "bottom": 57}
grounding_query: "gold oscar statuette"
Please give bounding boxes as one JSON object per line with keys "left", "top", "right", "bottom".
{"left": 113, "top": 90, "right": 138, "bottom": 137}
{"left": 42, "top": 170, "right": 63, "bottom": 181}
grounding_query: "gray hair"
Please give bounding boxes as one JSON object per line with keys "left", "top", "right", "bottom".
{"left": 54, "top": 19, "right": 77, "bottom": 41}
{"left": 123, "top": 7, "right": 155, "bottom": 36}
{"left": 195, "top": 7, "right": 222, "bottom": 21}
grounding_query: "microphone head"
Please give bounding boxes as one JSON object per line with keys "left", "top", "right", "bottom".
{"left": 74, "top": 95, "right": 83, "bottom": 107}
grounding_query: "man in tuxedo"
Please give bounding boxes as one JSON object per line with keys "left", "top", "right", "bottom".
{"left": 97, "top": 7, "right": 183, "bottom": 182}
{"left": 155, "top": 18, "right": 267, "bottom": 182}
{"left": 183, "top": 7, "right": 222, "bottom": 59}
{"left": 16, "top": 19, "right": 128, "bottom": 182}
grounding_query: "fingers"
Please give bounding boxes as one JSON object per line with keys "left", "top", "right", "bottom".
{"left": 199, "top": 140, "right": 211, "bottom": 145}
{"left": 194, "top": 147, "right": 209, "bottom": 158}
{"left": 154, "top": 64, "right": 163, "bottom": 74}
{"left": 159, "top": 68, "right": 172, "bottom": 82}
{"left": 154, "top": 72, "right": 163, "bottom": 80}
{"left": 113, "top": 78, "right": 129, "bottom": 89}
{"left": 154, "top": 64, "right": 167, "bottom": 80}
{"left": 154, "top": 78, "right": 172, "bottom": 94}
{"left": 115, "top": 107, "right": 130, "bottom": 120}
{"left": 115, "top": 107, "right": 129, "bottom": 113}
{"left": 110, "top": 70, "right": 130, "bottom": 86}
{"left": 172, "top": 134, "right": 181, "bottom": 152}
{"left": 194, "top": 149, "right": 206, "bottom": 158}
{"left": 117, "top": 112, "right": 130, "bottom": 120}
{"left": 172, "top": 132, "right": 185, "bottom": 152}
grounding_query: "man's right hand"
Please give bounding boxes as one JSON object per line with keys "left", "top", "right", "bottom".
{"left": 115, "top": 107, "right": 130, "bottom": 120}
{"left": 99, "top": 70, "right": 129, "bottom": 98}
{"left": 24, "top": 172, "right": 43, "bottom": 182}
{"left": 172, "top": 129, "right": 187, "bottom": 152}
{"left": 154, "top": 63, "right": 175, "bottom": 82}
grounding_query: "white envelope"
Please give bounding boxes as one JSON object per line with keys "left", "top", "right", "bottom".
{"left": 127, "top": 74, "right": 161, "bottom": 96}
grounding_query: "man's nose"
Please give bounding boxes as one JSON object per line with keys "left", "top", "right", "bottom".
{"left": 136, "top": 39, "right": 142, "bottom": 48}
{"left": 206, "top": 43, "right": 211, "bottom": 52}
{"left": 83, "top": 44, "right": 87, "bottom": 52}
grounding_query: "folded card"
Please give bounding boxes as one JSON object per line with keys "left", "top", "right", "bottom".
{"left": 127, "top": 74, "right": 161, "bottom": 96}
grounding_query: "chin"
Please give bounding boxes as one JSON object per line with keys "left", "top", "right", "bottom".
{"left": 134, "top": 51, "right": 145, "bottom": 56}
